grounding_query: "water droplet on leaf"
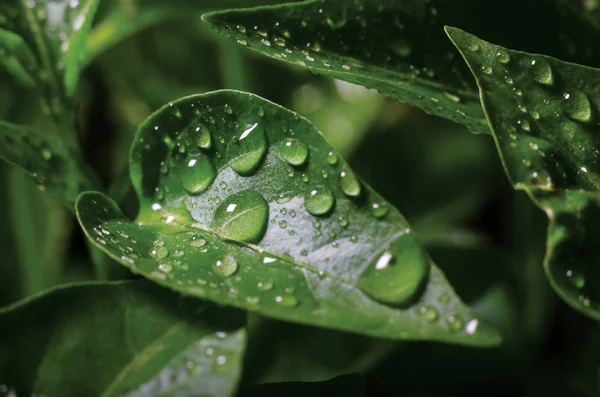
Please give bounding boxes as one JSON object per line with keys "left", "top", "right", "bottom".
{"left": 304, "top": 185, "right": 335, "bottom": 215}
{"left": 180, "top": 153, "right": 216, "bottom": 195}
{"left": 211, "top": 189, "right": 269, "bottom": 243}
{"left": 357, "top": 233, "right": 430, "bottom": 305}
{"left": 227, "top": 123, "right": 267, "bottom": 175}
{"left": 278, "top": 138, "right": 309, "bottom": 166}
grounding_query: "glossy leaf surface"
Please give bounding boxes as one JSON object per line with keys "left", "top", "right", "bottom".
{"left": 447, "top": 27, "right": 600, "bottom": 319}
{"left": 0, "top": 120, "right": 96, "bottom": 203}
{"left": 76, "top": 90, "right": 500, "bottom": 346}
{"left": 203, "top": 0, "right": 600, "bottom": 135}
{"left": 0, "top": 0, "right": 100, "bottom": 104}
{"left": 0, "top": 280, "right": 247, "bottom": 396}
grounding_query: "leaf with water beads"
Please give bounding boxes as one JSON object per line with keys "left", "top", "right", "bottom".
{"left": 0, "top": 280, "right": 246, "bottom": 396}
{"left": 76, "top": 90, "right": 500, "bottom": 346}
{"left": 202, "top": 0, "right": 600, "bottom": 135}
{"left": 447, "top": 27, "right": 600, "bottom": 320}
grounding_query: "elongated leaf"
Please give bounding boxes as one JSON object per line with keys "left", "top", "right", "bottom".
{"left": 202, "top": 0, "right": 600, "bottom": 135}
{"left": 238, "top": 374, "right": 365, "bottom": 397}
{"left": 0, "top": 120, "right": 96, "bottom": 203}
{"left": 0, "top": 280, "right": 247, "bottom": 396}
{"left": 75, "top": 90, "right": 500, "bottom": 346}
{"left": 85, "top": 0, "right": 289, "bottom": 67}
{"left": 0, "top": 0, "right": 100, "bottom": 109}
{"left": 446, "top": 27, "right": 600, "bottom": 319}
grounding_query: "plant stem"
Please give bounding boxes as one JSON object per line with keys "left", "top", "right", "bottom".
{"left": 218, "top": 39, "right": 249, "bottom": 91}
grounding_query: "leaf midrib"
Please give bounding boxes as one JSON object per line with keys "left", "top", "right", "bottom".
{"left": 100, "top": 307, "right": 206, "bottom": 396}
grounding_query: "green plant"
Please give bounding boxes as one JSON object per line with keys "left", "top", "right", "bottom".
{"left": 0, "top": 0, "right": 599, "bottom": 395}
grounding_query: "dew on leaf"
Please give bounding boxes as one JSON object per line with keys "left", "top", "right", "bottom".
{"left": 326, "top": 151, "right": 338, "bottom": 165}
{"left": 370, "top": 202, "right": 389, "bottom": 218}
{"left": 195, "top": 124, "right": 212, "bottom": 149}
{"left": 179, "top": 153, "right": 216, "bottom": 195}
{"left": 257, "top": 280, "right": 273, "bottom": 291}
{"left": 212, "top": 254, "right": 238, "bottom": 277}
{"left": 448, "top": 314, "right": 465, "bottom": 331}
{"left": 339, "top": 169, "right": 361, "bottom": 197}
{"left": 304, "top": 185, "right": 335, "bottom": 215}
{"left": 227, "top": 123, "right": 267, "bottom": 175}
{"left": 278, "top": 138, "right": 309, "bottom": 166}
{"left": 211, "top": 189, "right": 269, "bottom": 243}
{"left": 357, "top": 232, "right": 430, "bottom": 305}
{"left": 529, "top": 59, "right": 553, "bottom": 85}
{"left": 562, "top": 91, "right": 592, "bottom": 122}
{"left": 416, "top": 306, "right": 439, "bottom": 322}
{"left": 275, "top": 295, "right": 299, "bottom": 307}
{"left": 149, "top": 246, "right": 169, "bottom": 259}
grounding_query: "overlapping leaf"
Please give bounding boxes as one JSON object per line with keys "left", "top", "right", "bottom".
{"left": 0, "top": 280, "right": 246, "bottom": 396}
{"left": 202, "top": 0, "right": 600, "bottom": 135}
{"left": 0, "top": 121, "right": 97, "bottom": 203}
{"left": 76, "top": 90, "right": 500, "bottom": 346}
{"left": 446, "top": 27, "right": 600, "bottom": 319}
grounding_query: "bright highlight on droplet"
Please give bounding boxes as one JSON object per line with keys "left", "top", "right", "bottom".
{"left": 226, "top": 204, "right": 237, "bottom": 212}
{"left": 465, "top": 319, "right": 479, "bottom": 335}
{"left": 375, "top": 252, "right": 393, "bottom": 270}
{"left": 239, "top": 123, "right": 258, "bottom": 140}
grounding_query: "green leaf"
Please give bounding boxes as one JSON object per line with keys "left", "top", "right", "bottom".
{"left": 237, "top": 374, "right": 365, "bottom": 397}
{"left": 0, "top": 280, "right": 247, "bottom": 396}
{"left": 75, "top": 90, "right": 500, "bottom": 346}
{"left": 446, "top": 27, "right": 600, "bottom": 320}
{"left": 202, "top": 0, "right": 600, "bottom": 135}
{"left": 0, "top": 0, "right": 100, "bottom": 107}
{"left": 0, "top": 120, "right": 97, "bottom": 204}
{"left": 85, "top": 0, "right": 294, "bottom": 67}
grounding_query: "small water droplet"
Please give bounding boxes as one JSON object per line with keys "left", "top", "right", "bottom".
{"left": 304, "top": 185, "right": 335, "bottom": 215}
{"left": 213, "top": 254, "right": 238, "bottom": 277}
{"left": 195, "top": 124, "right": 212, "bottom": 149}
{"left": 224, "top": 104, "right": 233, "bottom": 115}
{"left": 370, "top": 202, "right": 389, "bottom": 218}
{"left": 563, "top": 91, "right": 592, "bottom": 122}
{"left": 529, "top": 59, "right": 553, "bottom": 85}
{"left": 257, "top": 280, "right": 273, "bottom": 291}
{"left": 190, "top": 234, "right": 207, "bottom": 247}
{"left": 339, "top": 169, "right": 361, "bottom": 197}
{"left": 150, "top": 246, "right": 169, "bottom": 259}
{"left": 416, "top": 306, "right": 439, "bottom": 322}
{"left": 495, "top": 50, "right": 510, "bottom": 64}
{"left": 447, "top": 314, "right": 465, "bottom": 331}
{"left": 357, "top": 233, "right": 429, "bottom": 305}
{"left": 227, "top": 123, "right": 267, "bottom": 175}
{"left": 180, "top": 153, "right": 216, "bottom": 195}
{"left": 275, "top": 295, "right": 299, "bottom": 307}
{"left": 326, "top": 151, "right": 338, "bottom": 165}
{"left": 278, "top": 138, "right": 309, "bottom": 166}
